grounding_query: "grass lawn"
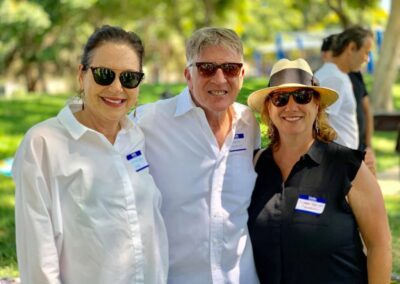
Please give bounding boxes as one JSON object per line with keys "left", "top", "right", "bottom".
{"left": 0, "top": 77, "right": 399, "bottom": 279}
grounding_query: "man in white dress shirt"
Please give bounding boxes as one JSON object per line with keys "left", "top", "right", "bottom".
{"left": 315, "top": 25, "right": 373, "bottom": 150}
{"left": 134, "top": 27, "right": 260, "bottom": 284}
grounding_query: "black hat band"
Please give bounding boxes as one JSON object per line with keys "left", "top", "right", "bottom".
{"left": 268, "top": 68, "right": 320, "bottom": 87}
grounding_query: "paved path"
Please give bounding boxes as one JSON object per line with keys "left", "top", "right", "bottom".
{"left": 378, "top": 165, "right": 400, "bottom": 196}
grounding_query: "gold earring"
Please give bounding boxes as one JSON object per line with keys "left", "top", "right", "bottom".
{"left": 79, "top": 90, "right": 85, "bottom": 110}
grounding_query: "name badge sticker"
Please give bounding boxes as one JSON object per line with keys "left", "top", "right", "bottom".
{"left": 230, "top": 133, "right": 246, "bottom": 152}
{"left": 126, "top": 150, "right": 149, "bottom": 172}
{"left": 295, "top": 194, "right": 326, "bottom": 215}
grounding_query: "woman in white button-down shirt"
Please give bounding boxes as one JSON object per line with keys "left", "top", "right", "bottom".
{"left": 12, "top": 25, "right": 168, "bottom": 284}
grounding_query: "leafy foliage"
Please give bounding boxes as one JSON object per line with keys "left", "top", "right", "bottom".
{"left": 0, "top": 0, "right": 389, "bottom": 91}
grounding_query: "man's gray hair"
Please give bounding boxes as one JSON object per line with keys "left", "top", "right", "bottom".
{"left": 185, "top": 27, "right": 243, "bottom": 64}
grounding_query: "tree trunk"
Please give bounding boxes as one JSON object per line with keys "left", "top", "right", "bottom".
{"left": 327, "top": 0, "right": 352, "bottom": 28}
{"left": 371, "top": 0, "right": 400, "bottom": 111}
{"left": 24, "top": 64, "right": 39, "bottom": 92}
{"left": 202, "top": 0, "right": 214, "bottom": 26}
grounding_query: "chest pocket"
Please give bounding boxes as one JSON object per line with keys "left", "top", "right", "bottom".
{"left": 224, "top": 149, "right": 257, "bottom": 206}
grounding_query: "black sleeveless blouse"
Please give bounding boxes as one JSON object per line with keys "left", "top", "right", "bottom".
{"left": 248, "top": 140, "right": 367, "bottom": 284}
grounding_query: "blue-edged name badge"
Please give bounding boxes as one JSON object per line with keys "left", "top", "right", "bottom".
{"left": 229, "top": 133, "right": 246, "bottom": 152}
{"left": 126, "top": 150, "right": 149, "bottom": 172}
{"left": 295, "top": 194, "right": 326, "bottom": 215}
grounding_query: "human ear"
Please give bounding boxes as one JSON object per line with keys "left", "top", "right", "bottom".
{"left": 77, "top": 64, "right": 85, "bottom": 90}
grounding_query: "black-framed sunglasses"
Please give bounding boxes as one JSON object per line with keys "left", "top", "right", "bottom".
{"left": 268, "top": 89, "right": 319, "bottom": 107}
{"left": 189, "top": 62, "right": 243, "bottom": 77}
{"left": 90, "top": 67, "right": 144, "bottom": 89}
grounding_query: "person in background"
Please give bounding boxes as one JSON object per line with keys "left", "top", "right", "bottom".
{"left": 315, "top": 25, "right": 373, "bottom": 150}
{"left": 320, "top": 30, "right": 376, "bottom": 174}
{"left": 320, "top": 34, "right": 336, "bottom": 62}
{"left": 348, "top": 70, "right": 376, "bottom": 173}
{"left": 247, "top": 58, "right": 392, "bottom": 284}
{"left": 12, "top": 25, "right": 168, "bottom": 284}
{"left": 133, "top": 27, "right": 260, "bottom": 284}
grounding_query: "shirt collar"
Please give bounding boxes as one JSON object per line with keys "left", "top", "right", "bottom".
{"left": 174, "top": 87, "right": 252, "bottom": 126}
{"left": 175, "top": 87, "right": 196, "bottom": 117}
{"left": 304, "top": 140, "right": 325, "bottom": 165}
{"left": 57, "top": 103, "right": 134, "bottom": 140}
{"left": 57, "top": 104, "right": 86, "bottom": 140}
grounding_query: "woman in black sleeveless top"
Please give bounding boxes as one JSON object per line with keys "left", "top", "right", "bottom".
{"left": 247, "top": 58, "right": 391, "bottom": 284}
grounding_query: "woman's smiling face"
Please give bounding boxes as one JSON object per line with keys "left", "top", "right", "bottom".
{"left": 267, "top": 88, "right": 319, "bottom": 139}
{"left": 78, "top": 42, "right": 141, "bottom": 125}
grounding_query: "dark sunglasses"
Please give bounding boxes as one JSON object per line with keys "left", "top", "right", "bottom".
{"left": 268, "top": 89, "right": 318, "bottom": 107}
{"left": 90, "top": 67, "right": 144, "bottom": 89}
{"left": 190, "top": 62, "right": 243, "bottom": 77}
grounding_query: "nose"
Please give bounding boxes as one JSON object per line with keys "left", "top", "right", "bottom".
{"left": 284, "top": 96, "right": 299, "bottom": 109}
{"left": 211, "top": 68, "right": 227, "bottom": 83}
{"left": 109, "top": 76, "right": 124, "bottom": 92}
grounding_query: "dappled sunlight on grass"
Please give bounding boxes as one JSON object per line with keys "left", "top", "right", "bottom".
{"left": 138, "top": 82, "right": 186, "bottom": 106}
{"left": 0, "top": 176, "right": 17, "bottom": 276}
{"left": 385, "top": 195, "right": 400, "bottom": 213}
{"left": 238, "top": 76, "right": 267, "bottom": 105}
{"left": 0, "top": 265, "right": 19, "bottom": 279}
{"left": 393, "top": 84, "right": 400, "bottom": 110}
{"left": 373, "top": 131, "right": 399, "bottom": 172}
{"left": 384, "top": 195, "right": 400, "bottom": 275}
{"left": 0, "top": 135, "right": 24, "bottom": 160}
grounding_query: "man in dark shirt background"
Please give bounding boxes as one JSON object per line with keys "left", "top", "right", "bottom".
{"left": 320, "top": 33, "right": 376, "bottom": 175}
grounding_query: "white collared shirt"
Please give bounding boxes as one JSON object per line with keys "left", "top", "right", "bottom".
{"left": 315, "top": 62, "right": 359, "bottom": 149}
{"left": 133, "top": 88, "right": 261, "bottom": 284}
{"left": 12, "top": 104, "right": 168, "bottom": 284}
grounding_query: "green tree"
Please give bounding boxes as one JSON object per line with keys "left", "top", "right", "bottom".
{"left": 0, "top": 0, "right": 51, "bottom": 91}
{"left": 0, "top": 0, "right": 97, "bottom": 91}
{"left": 0, "top": 0, "right": 393, "bottom": 101}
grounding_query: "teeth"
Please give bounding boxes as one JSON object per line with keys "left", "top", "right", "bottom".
{"left": 284, "top": 116, "right": 301, "bottom": 121}
{"left": 208, "top": 90, "right": 227, "bottom": 96}
{"left": 103, "top": 97, "right": 123, "bottom": 104}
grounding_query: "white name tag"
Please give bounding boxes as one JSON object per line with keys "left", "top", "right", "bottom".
{"left": 126, "top": 150, "right": 149, "bottom": 172}
{"left": 295, "top": 194, "right": 326, "bottom": 215}
{"left": 230, "top": 133, "right": 246, "bottom": 152}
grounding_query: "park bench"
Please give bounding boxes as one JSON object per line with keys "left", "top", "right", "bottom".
{"left": 373, "top": 112, "right": 400, "bottom": 153}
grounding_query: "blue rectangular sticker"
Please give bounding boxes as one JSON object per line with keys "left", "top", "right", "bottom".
{"left": 230, "top": 133, "right": 246, "bottom": 152}
{"left": 126, "top": 150, "right": 149, "bottom": 172}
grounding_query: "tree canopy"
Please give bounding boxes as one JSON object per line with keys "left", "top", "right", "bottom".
{"left": 1, "top": 0, "right": 397, "bottom": 110}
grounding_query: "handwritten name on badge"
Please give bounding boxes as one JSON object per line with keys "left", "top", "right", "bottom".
{"left": 230, "top": 133, "right": 246, "bottom": 152}
{"left": 126, "top": 150, "right": 149, "bottom": 172}
{"left": 295, "top": 194, "right": 326, "bottom": 215}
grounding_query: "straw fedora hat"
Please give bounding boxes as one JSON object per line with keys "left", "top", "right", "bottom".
{"left": 247, "top": 58, "right": 338, "bottom": 113}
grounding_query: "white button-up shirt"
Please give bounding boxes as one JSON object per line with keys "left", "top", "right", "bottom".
{"left": 134, "top": 88, "right": 260, "bottom": 284}
{"left": 12, "top": 104, "right": 168, "bottom": 284}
